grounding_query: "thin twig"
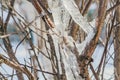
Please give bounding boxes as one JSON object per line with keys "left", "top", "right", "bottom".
{"left": 106, "top": 1, "right": 120, "bottom": 15}
{"left": 0, "top": 54, "right": 35, "bottom": 80}
{"left": 90, "top": 63, "right": 99, "bottom": 80}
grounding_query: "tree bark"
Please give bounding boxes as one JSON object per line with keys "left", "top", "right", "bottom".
{"left": 114, "top": 2, "right": 120, "bottom": 80}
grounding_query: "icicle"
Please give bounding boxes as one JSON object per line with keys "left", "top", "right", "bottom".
{"left": 62, "top": 0, "right": 97, "bottom": 54}
{"left": 62, "top": 0, "right": 94, "bottom": 34}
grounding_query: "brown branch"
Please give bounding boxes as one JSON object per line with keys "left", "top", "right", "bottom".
{"left": 39, "top": 5, "right": 60, "bottom": 80}
{"left": 0, "top": 55, "right": 35, "bottom": 80}
{"left": 31, "top": 0, "right": 42, "bottom": 14}
{"left": 26, "top": 32, "right": 47, "bottom": 80}
{"left": 70, "top": 0, "right": 89, "bottom": 42}
{"left": 59, "top": 44, "right": 67, "bottom": 80}
{"left": 32, "top": 0, "right": 55, "bottom": 28}
{"left": 0, "top": 17, "right": 3, "bottom": 26}
{"left": 70, "top": 0, "right": 91, "bottom": 42}
{"left": 47, "top": 33, "right": 60, "bottom": 80}
{"left": 79, "top": 0, "right": 109, "bottom": 79}
{"left": 74, "top": 0, "right": 80, "bottom": 7}
{"left": 97, "top": 11, "right": 116, "bottom": 76}
{"left": 90, "top": 64, "right": 99, "bottom": 80}
{"left": 31, "top": 56, "right": 38, "bottom": 80}
{"left": 0, "top": 32, "right": 17, "bottom": 39}
{"left": 84, "top": 0, "right": 108, "bottom": 58}
{"left": 4, "top": 0, "right": 15, "bottom": 31}
{"left": 70, "top": 0, "right": 80, "bottom": 41}
{"left": 82, "top": 0, "right": 93, "bottom": 16}
{"left": 0, "top": 72, "right": 7, "bottom": 80}
{"left": 20, "top": 63, "right": 57, "bottom": 75}
{"left": 1, "top": 0, "right": 24, "bottom": 80}
{"left": 80, "top": 0, "right": 85, "bottom": 12}
{"left": 31, "top": 1, "right": 61, "bottom": 79}
{"left": 37, "top": 0, "right": 52, "bottom": 15}
{"left": 106, "top": 1, "right": 120, "bottom": 15}
{"left": 70, "top": 21, "right": 79, "bottom": 41}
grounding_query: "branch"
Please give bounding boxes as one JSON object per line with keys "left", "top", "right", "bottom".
{"left": 82, "top": 0, "right": 93, "bottom": 16}
{"left": 0, "top": 55, "right": 35, "bottom": 80}
{"left": 0, "top": 32, "right": 17, "bottom": 39}
{"left": 106, "top": 1, "right": 120, "bottom": 15}
{"left": 82, "top": 0, "right": 108, "bottom": 58}
{"left": 90, "top": 64, "right": 99, "bottom": 80}
{"left": 31, "top": 0, "right": 55, "bottom": 28}
{"left": 1, "top": 0, "right": 25, "bottom": 80}
{"left": 79, "top": 0, "right": 109, "bottom": 79}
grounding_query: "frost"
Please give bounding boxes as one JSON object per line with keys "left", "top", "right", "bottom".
{"left": 47, "top": 0, "right": 84, "bottom": 79}
{"left": 48, "top": 0, "right": 70, "bottom": 36}
{"left": 61, "top": 0, "right": 96, "bottom": 54}
{"left": 62, "top": 0, "right": 94, "bottom": 34}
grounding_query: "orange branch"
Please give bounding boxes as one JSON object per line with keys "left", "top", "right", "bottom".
{"left": 32, "top": 0, "right": 55, "bottom": 28}
{"left": 79, "top": 0, "right": 109, "bottom": 79}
